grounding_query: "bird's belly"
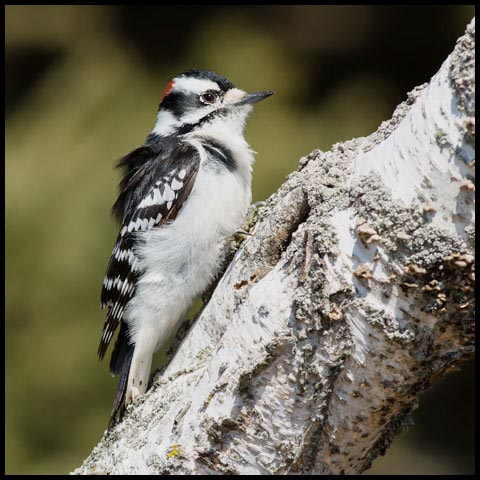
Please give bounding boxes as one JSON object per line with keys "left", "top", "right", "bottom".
{"left": 136, "top": 165, "right": 251, "bottom": 300}
{"left": 124, "top": 140, "right": 252, "bottom": 349}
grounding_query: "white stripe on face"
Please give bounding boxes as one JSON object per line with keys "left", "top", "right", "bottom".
{"left": 173, "top": 77, "right": 219, "bottom": 95}
{"left": 152, "top": 110, "right": 181, "bottom": 136}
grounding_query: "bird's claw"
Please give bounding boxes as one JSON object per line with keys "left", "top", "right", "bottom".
{"left": 230, "top": 201, "right": 266, "bottom": 251}
{"left": 233, "top": 228, "right": 253, "bottom": 242}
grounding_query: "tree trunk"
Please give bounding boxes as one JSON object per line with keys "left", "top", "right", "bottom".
{"left": 74, "top": 19, "right": 475, "bottom": 475}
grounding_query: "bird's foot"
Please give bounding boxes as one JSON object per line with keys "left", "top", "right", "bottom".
{"left": 230, "top": 201, "right": 266, "bottom": 250}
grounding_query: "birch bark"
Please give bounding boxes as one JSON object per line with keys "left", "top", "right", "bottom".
{"left": 74, "top": 19, "right": 475, "bottom": 475}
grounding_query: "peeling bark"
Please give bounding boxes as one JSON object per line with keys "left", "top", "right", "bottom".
{"left": 74, "top": 19, "right": 475, "bottom": 475}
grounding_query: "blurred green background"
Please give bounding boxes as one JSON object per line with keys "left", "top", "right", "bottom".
{"left": 5, "top": 5, "right": 475, "bottom": 475}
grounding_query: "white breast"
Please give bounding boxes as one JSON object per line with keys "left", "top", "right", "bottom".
{"left": 124, "top": 127, "right": 254, "bottom": 349}
{"left": 137, "top": 135, "right": 251, "bottom": 297}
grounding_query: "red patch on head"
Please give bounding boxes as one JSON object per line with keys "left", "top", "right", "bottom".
{"left": 162, "top": 80, "right": 175, "bottom": 98}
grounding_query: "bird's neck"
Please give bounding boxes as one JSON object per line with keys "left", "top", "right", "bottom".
{"left": 151, "top": 107, "right": 251, "bottom": 141}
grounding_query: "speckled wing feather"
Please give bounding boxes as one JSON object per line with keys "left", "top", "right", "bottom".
{"left": 98, "top": 144, "right": 200, "bottom": 360}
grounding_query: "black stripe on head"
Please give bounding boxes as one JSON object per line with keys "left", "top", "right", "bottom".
{"left": 157, "top": 70, "right": 235, "bottom": 124}
{"left": 160, "top": 91, "right": 193, "bottom": 118}
{"left": 178, "top": 69, "right": 235, "bottom": 92}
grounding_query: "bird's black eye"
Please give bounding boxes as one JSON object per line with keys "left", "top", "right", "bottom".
{"left": 200, "top": 92, "right": 217, "bottom": 105}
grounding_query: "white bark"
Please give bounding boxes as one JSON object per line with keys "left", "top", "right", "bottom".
{"left": 74, "top": 19, "right": 475, "bottom": 475}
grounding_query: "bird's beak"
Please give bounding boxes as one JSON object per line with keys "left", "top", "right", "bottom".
{"left": 235, "top": 90, "right": 275, "bottom": 106}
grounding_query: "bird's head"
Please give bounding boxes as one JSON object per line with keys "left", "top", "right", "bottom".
{"left": 151, "top": 69, "right": 274, "bottom": 137}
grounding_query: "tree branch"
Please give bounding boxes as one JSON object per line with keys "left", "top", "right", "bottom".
{"left": 74, "top": 18, "right": 475, "bottom": 475}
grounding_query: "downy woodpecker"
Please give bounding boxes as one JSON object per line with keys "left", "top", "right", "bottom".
{"left": 98, "top": 69, "right": 273, "bottom": 428}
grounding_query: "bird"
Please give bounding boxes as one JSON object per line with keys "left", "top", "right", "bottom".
{"left": 98, "top": 69, "right": 274, "bottom": 429}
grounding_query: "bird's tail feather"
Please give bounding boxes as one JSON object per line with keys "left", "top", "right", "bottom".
{"left": 108, "top": 323, "right": 134, "bottom": 430}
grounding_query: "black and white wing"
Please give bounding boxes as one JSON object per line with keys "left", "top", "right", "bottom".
{"left": 98, "top": 144, "right": 200, "bottom": 360}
